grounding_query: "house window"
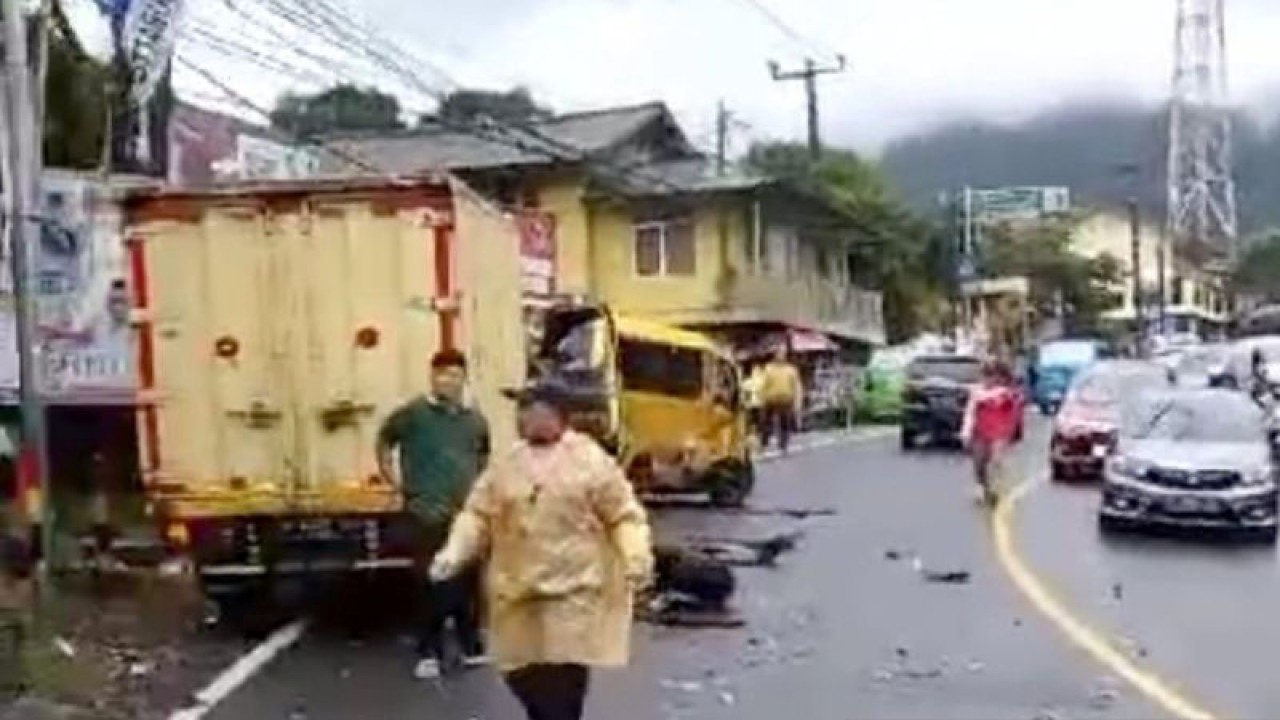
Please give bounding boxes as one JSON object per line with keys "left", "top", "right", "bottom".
{"left": 633, "top": 218, "right": 696, "bottom": 277}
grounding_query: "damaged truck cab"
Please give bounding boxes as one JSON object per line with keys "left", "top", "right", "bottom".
{"left": 535, "top": 303, "right": 754, "bottom": 506}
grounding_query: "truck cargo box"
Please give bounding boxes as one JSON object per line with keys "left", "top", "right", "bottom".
{"left": 122, "top": 176, "right": 526, "bottom": 577}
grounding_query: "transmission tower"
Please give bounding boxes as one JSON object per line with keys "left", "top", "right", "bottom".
{"left": 1167, "top": 0, "right": 1238, "bottom": 266}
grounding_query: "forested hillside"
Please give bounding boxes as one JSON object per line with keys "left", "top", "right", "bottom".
{"left": 878, "top": 103, "right": 1280, "bottom": 236}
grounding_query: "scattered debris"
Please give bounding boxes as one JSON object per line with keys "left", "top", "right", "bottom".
{"left": 1031, "top": 709, "right": 1065, "bottom": 720}
{"left": 1111, "top": 582, "right": 1124, "bottom": 601}
{"left": 659, "top": 679, "right": 705, "bottom": 694}
{"left": 51, "top": 638, "right": 76, "bottom": 660}
{"left": 731, "top": 506, "right": 838, "bottom": 519}
{"left": 1088, "top": 677, "right": 1122, "bottom": 710}
{"left": 883, "top": 549, "right": 904, "bottom": 561}
{"left": 680, "top": 532, "right": 804, "bottom": 567}
{"left": 1088, "top": 687, "right": 1120, "bottom": 710}
{"left": 966, "top": 660, "right": 986, "bottom": 673}
{"left": 921, "top": 569, "right": 972, "bottom": 584}
{"left": 718, "top": 690, "right": 736, "bottom": 706}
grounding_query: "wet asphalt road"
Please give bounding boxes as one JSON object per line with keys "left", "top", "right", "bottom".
{"left": 208, "top": 423, "right": 1179, "bottom": 720}
{"left": 1016, "top": 420, "right": 1280, "bottom": 720}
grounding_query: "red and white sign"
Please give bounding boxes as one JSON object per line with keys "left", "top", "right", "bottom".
{"left": 518, "top": 212, "right": 557, "bottom": 296}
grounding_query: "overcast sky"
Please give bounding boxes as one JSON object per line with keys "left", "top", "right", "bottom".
{"left": 71, "top": 0, "right": 1280, "bottom": 155}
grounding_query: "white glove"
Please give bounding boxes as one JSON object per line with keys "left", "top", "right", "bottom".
{"left": 429, "top": 552, "right": 461, "bottom": 582}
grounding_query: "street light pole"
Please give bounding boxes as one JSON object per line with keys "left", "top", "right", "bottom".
{"left": 2, "top": 0, "right": 52, "bottom": 588}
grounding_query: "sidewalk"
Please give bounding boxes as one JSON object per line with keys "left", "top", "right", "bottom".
{"left": 755, "top": 424, "right": 896, "bottom": 462}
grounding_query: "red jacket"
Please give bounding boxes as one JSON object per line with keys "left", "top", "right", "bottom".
{"left": 963, "top": 384, "right": 1020, "bottom": 445}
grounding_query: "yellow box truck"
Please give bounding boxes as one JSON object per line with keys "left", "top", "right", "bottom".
{"left": 121, "top": 176, "right": 526, "bottom": 608}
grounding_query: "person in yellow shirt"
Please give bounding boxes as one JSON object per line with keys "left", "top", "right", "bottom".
{"left": 759, "top": 347, "right": 804, "bottom": 454}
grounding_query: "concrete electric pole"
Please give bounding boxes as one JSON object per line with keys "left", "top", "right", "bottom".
{"left": 1, "top": 0, "right": 53, "bottom": 583}
{"left": 1128, "top": 197, "right": 1145, "bottom": 356}
{"left": 768, "top": 56, "right": 846, "bottom": 160}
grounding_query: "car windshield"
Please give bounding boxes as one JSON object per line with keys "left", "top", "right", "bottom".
{"left": 1125, "top": 394, "right": 1265, "bottom": 442}
{"left": 1069, "top": 364, "right": 1168, "bottom": 405}
{"left": 907, "top": 357, "right": 982, "bottom": 383}
{"left": 1039, "top": 340, "right": 1098, "bottom": 367}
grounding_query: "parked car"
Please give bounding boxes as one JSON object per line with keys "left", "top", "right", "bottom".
{"left": 1219, "top": 336, "right": 1280, "bottom": 391}
{"left": 1031, "top": 338, "right": 1111, "bottom": 415}
{"left": 1100, "top": 388, "right": 1278, "bottom": 543}
{"left": 1170, "top": 343, "right": 1232, "bottom": 388}
{"left": 857, "top": 350, "right": 909, "bottom": 423}
{"left": 1050, "top": 360, "right": 1172, "bottom": 481}
{"left": 901, "top": 354, "right": 987, "bottom": 450}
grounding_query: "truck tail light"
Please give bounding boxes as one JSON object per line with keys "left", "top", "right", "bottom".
{"left": 214, "top": 336, "right": 240, "bottom": 359}
{"left": 165, "top": 522, "right": 191, "bottom": 549}
{"left": 355, "top": 327, "right": 380, "bottom": 349}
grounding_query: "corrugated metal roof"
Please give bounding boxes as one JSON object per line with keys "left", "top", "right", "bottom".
{"left": 320, "top": 102, "right": 673, "bottom": 174}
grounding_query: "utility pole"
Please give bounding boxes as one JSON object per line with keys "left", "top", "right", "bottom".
{"left": 768, "top": 55, "right": 847, "bottom": 160}
{"left": 2, "top": 0, "right": 52, "bottom": 587}
{"left": 1128, "top": 197, "right": 1146, "bottom": 357}
{"left": 715, "top": 100, "right": 729, "bottom": 176}
{"left": 1156, "top": 229, "right": 1168, "bottom": 338}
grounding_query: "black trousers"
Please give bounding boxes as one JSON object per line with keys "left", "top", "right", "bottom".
{"left": 415, "top": 522, "right": 483, "bottom": 660}
{"left": 505, "top": 664, "right": 590, "bottom": 720}
{"left": 760, "top": 401, "right": 796, "bottom": 452}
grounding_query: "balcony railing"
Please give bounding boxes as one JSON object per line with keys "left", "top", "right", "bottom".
{"left": 732, "top": 273, "right": 885, "bottom": 345}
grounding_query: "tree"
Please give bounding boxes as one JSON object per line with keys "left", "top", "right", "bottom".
{"left": 29, "top": 1, "right": 112, "bottom": 169}
{"left": 745, "top": 141, "right": 946, "bottom": 342}
{"left": 427, "top": 87, "right": 551, "bottom": 126}
{"left": 981, "top": 218, "right": 1124, "bottom": 335}
{"left": 1234, "top": 231, "right": 1280, "bottom": 301}
{"left": 270, "top": 84, "right": 404, "bottom": 139}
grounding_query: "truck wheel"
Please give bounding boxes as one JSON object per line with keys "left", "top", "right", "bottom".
{"left": 708, "top": 460, "right": 754, "bottom": 508}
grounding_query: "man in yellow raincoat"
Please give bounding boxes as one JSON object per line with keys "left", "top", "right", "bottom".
{"left": 430, "top": 382, "right": 653, "bottom": 720}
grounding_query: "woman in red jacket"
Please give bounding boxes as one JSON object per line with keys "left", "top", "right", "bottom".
{"left": 961, "top": 359, "right": 1021, "bottom": 507}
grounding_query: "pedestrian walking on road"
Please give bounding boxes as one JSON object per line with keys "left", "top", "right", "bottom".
{"left": 961, "top": 359, "right": 1020, "bottom": 507}
{"left": 759, "top": 347, "right": 804, "bottom": 455}
{"left": 430, "top": 382, "right": 654, "bottom": 720}
{"left": 377, "top": 349, "right": 491, "bottom": 680}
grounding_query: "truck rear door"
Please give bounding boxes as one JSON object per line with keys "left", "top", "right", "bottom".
{"left": 136, "top": 202, "right": 296, "bottom": 515}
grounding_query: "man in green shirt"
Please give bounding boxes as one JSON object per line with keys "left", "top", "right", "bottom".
{"left": 378, "top": 349, "right": 491, "bottom": 680}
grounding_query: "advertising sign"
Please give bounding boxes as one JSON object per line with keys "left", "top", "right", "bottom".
{"left": 517, "top": 212, "right": 557, "bottom": 297}
{"left": 0, "top": 172, "right": 135, "bottom": 404}
{"left": 232, "top": 135, "right": 320, "bottom": 180}
{"left": 974, "top": 186, "right": 1071, "bottom": 222}
{"left": 124, "top": 0, "right": 187, "bottom": 105}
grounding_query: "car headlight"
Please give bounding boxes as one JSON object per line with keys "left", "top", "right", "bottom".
{"left": 1241, "top": 466, "right": 1275, "bottom": 487}
{"left": 1108, "top": 455, "right": 1151, "bottom": 479}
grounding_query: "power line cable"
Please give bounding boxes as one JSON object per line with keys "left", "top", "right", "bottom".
{"left": 731, "top": 0, "right": 841, "bottom": 61}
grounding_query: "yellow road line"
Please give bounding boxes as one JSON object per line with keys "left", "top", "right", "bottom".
{"left": 991, "top": 479, "right": 1219, "bottom": 720}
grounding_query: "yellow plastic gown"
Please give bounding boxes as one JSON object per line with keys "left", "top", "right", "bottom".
{"left": 436, "top": 430, "right": 653, "bottom": 672}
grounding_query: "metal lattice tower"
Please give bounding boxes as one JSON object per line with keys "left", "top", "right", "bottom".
{"left": 1167, "top": 0, "right": 1238, "bottom": 264}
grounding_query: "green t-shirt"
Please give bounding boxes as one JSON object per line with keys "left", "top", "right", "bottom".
{"left": 378, "top": 396, "right": 490, "bottom": 526}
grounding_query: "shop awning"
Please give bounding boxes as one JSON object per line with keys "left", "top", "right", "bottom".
{"left": 740, "top": 328, "right": 839, "bottom": 357}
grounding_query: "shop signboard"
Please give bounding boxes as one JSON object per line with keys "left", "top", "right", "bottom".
{"left": 517, "top": 211, "right": 557, "bottom": 297}
{"left": 0, "top": 172, "right": 137, "bottom": 404}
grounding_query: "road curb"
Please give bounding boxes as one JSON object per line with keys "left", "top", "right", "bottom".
{"left": 756, "top": 426, "right": 896, "bottom": 463}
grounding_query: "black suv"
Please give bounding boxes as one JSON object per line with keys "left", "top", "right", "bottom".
{"left": 900, "top": 354, "right": 984, "bottom": 450}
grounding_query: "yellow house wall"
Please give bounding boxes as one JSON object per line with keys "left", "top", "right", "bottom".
{"left": 537, "top": 178, "right": 593, "bottom": 296}
{"left": 588, "top": 202, "right": 735, "bottom": 316}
